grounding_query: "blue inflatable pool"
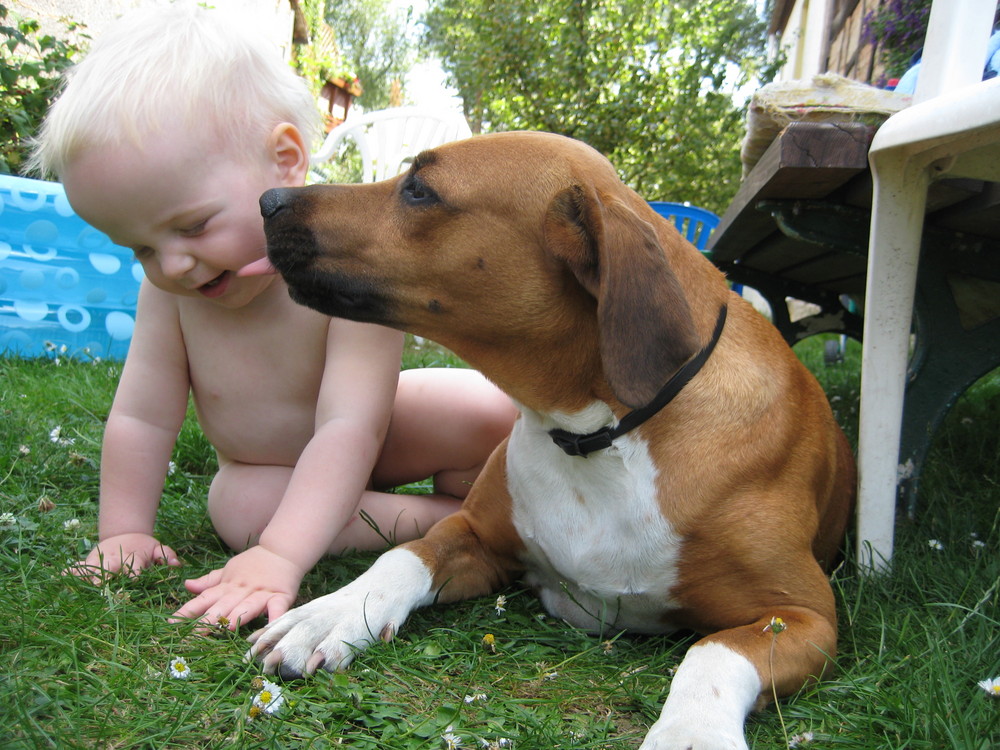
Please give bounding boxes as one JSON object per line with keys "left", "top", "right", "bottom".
{"left": 0, "top": 173, "right": 143, "bottom": 359}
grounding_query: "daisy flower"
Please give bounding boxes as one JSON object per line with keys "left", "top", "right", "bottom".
{"left": 168, "top": 656, "right": 192, "bottom": 679}
{"left": 49, "top": 426, "right": 75, "bottom": 446}
{"left": 442, "top": 725, "right": 462, "bottom": 749}
{"left": 18, "top": 445, "right": 30, "bottom": 456}
{"left": 978, "top": 677, "right": 1000, "bottom": 697}
{"left": 464, "top": 693, "right": 487, "bottom": 704}
{"left": 788, "top": 731, "right": 814, "bottom": 747}
{"left": 253, "top": 679, "right": 285, "bottom": 714}
{"left": 494, "top": 594, "right": 507, "bottom": 615}
{"left": 928, "top": 539, "right": 944, "bottom": 551}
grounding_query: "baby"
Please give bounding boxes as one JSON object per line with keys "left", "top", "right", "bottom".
{"left": 31, "top": 4, "right": 516, "bottom": 629}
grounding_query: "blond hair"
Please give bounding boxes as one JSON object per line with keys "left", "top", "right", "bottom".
{"left": 30, "top": 3, "right": 321, "bottom": 178}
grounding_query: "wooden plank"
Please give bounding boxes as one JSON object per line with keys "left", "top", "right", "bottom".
{"left": 709, "top": 121, "right": 876, "bottom": 262}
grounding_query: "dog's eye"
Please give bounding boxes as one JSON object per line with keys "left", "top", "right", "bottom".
{"left": 401, "top": 175, "right": 439, "bottom": 207}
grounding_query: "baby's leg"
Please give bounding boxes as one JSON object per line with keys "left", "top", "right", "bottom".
{"left": 208, "top": 369, "right": 515, "bottom": 555}
{"left": 373, "top": 367, "right": 518, "bottom": 499}
{"left": 207, "top": 459, "right": 472, "bottom": 556}
{"left": 207, "top": 462, "right": 293, "bottom": 551}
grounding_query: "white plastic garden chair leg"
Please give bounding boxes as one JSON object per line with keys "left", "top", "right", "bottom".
{"left": 857, "top": 155, "right": 928, "bottom": 570}
{"left": 856, "top": 0, "right": 998, "bottom": 570}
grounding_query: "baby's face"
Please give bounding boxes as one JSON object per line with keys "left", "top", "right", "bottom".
{"left": 61, "top": 129, "right": 286, "bottom": 308}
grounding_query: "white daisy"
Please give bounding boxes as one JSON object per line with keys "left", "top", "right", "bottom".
{"left": 49, "top": 426, "right": 75, "bottom": 446}
{"left": 442, "top": 725, "right": 462, "bottom": 749}
{"left": 253, "top": 679, "right": 285, "bottom": 714}
{"left": 978, "top": 676, "right": 1000, "bottom": 697}
{"left": 168, "top": 656, "right": 192, "bottom": 679}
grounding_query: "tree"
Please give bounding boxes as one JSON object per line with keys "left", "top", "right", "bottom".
{"left": 325, "top": 0, "right": 419, "bottom": 110}
{"left": 422, "top": 0, "right": 775, "bottom": 212}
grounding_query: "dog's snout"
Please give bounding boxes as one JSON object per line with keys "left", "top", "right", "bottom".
{"left": 260, "top": 188, "right": 294, "bottom": 219}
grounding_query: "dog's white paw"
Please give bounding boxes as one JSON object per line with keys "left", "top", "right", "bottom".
{"left": 245, "top": 547, "right": 433, "bottom": 678}
{"left": 639, "top": 721, "right": 750, "bottom": 750}
{"left": 638, "top": 642, "right": 760, "bottom": 750}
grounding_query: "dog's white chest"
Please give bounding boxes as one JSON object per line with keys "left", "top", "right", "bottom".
{"left": 507, "top": 405, "right": 683, "bottom": 633}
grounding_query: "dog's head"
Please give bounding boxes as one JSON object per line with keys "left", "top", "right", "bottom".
{"left": 261, "top": 131, "right": 725, "bottom": 409}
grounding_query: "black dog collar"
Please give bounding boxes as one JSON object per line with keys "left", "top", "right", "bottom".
{"left": 549, "top": 304, "right": 728, "bottom": 457}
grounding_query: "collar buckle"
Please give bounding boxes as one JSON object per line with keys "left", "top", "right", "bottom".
{"left": 548, "top": 426, "right": 614, "bottom": 457}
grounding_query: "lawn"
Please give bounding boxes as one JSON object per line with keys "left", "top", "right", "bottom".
{"left": 1, "top": 335, "right": 997, "bottom": 749}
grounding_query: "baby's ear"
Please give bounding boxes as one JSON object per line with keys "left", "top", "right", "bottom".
{"left": 269, "top": 123, "right": 309, "bottom": 186}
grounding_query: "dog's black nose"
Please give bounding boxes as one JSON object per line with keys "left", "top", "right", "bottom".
{"left": 260, "top": 188, "right": 293, "bottom": 219}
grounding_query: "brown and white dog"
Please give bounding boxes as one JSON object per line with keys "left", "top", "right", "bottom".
{"left": 247, "top": 132, "right": 856, "bottom": 749}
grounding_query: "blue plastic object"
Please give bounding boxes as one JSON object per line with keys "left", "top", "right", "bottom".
{"left": 647, "top": 201, "right": 720, "bottom": 251}
{"left": 0, "top": 173, "right": 143, "bottom": 359}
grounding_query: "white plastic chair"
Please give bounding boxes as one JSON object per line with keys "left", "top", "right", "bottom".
{"left": 311, "top": 106, "right": 473, "bottom": 183}
{"left": 857, "top": 0, "right": 1000, "bottom": 569}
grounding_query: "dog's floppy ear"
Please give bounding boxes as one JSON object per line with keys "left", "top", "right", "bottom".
{"left": 544, "top": 184, "right": 699, "bottom": 408}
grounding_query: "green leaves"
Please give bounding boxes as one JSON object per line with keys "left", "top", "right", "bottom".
{"left": 0, "top": 3, "right": 87, "bottom": 176}
{"left": 422, "top": 0, "right": 774, "bottom": 212}
{"left": 323, "top": 0, "right": 418, "bottom": 111}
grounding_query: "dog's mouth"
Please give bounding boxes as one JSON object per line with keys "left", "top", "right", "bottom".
{"left": 259, "top": 188, "right": 394, "bottom": 324}
{"left": 284, "top": 266, "right": 390, "bottom": 322}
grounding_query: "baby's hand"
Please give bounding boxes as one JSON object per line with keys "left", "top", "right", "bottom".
{"left": 66, "top": 533, "right": 181, "bottom": 583}
{"left": 170, "top": 546, "right": 303, "bottom": 630}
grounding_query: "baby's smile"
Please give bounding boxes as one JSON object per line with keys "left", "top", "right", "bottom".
{"left": 199, "top": 271, "right": 230, "bottom": 298}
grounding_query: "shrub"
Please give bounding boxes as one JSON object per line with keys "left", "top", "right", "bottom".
{"left": 0, "top": 3, "right": 87, "bottom": 175}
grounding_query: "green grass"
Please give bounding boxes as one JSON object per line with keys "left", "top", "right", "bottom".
{"left": 1, "top": 335, "right": 998, "bottom": 749}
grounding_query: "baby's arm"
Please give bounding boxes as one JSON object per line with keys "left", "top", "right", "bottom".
{"left": 174, "top": 318, "right": 405, "bottom": 627}
{"left": 70, "top": 283, "right": 190, "bottom": 580}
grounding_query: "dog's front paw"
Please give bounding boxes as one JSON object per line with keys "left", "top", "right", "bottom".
{"left": 638, "top": 720, "right": 749, "bottom": 750}
{"left": 245, "top": 547, "right": 433, "bottom": 678}
{"left": 245, "top": 591, "right": 383, "bottom": 677}
{"left": 638, "top": 642, "right": 759, "bottom": 750}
